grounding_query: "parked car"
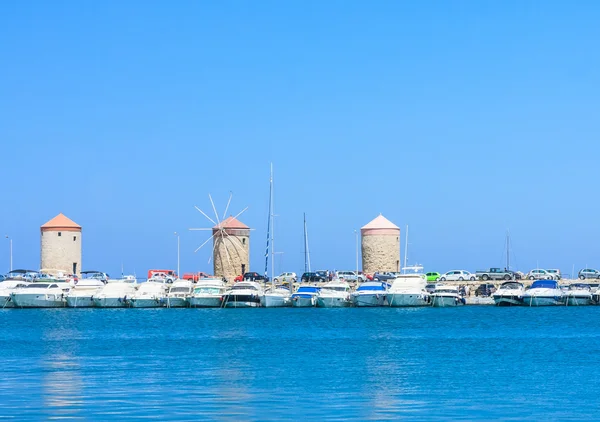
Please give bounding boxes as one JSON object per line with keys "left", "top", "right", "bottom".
{"left": 526, "top": 269, "right": 553, "bottom": 280}
{"left": 243, "top": 272, "right": 267, "bottom": 282}
{"left": 335, "top": 270, "right": 366, "bottom": 282}
{"left": 300, "top": 272, "right": 327, "bottom": 283}
{"left": 579, "top": 268, "right": 600, "bottom": 280}
{"left": 475, "top": 268, "right": 518, "bottom": 281}
{"left": 234, "top": 274, "right": 243, "bottom": 282}
{"left": 425, "top": 283, "right": 437, "bottom": 294}
{"left": 373, "top": 272, "right": 397, "bottom": 282}
{"left": 475, "top": 283, "right": 496, "bottom": 297}
{"left": 273, "top": 272, "right": 297, "bottom": 283}
{"left": 545, "top": 269, "right": 561, "bottom": 280}
{"left": 426, "top": 272, "right": 440, "bottom": 282}
{"left": 439, "top": 270, "right": 476, "bottom": 282}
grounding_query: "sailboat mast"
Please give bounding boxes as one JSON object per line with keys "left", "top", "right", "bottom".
{"left": 264, "top": 165, "right": 272, "bottom": 279}
{"left": 403, "top": 225, "right": 409, "bottom": 271}
{"left": 506, "top": 230, "right": 510, "bottom": 270}
{"left": 270, "top": 164, "right": 275, "bottom": 286}
{"left": 303, "top": 213, "right": 308, "bottom": 273}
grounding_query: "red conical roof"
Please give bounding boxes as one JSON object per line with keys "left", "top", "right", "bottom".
{"left": 361, "top": 214, "right": 399, "bottom": 230}
{"left": 213, "top": 216, "right": 249, "bottom": 230}
{"left": 41, "top": 213, "right": 81, "bottom": 231}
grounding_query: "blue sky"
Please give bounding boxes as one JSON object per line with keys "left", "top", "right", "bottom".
{"left": 1, "top": 1, "right": 599, "bottom": 278}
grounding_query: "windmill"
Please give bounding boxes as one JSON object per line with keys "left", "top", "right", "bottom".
{"left": 189, "top": 193, "right": 251, "bottom": 282}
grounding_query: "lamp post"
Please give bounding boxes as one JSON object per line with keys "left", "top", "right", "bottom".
{"left": 174, "top": 232, "right": 180, "bottom": 279}
{"left": 354, "top": 229, "right": 359, "bottom": 285}
{"left": 5, "top": 235, "right": 12, "bottom": 272}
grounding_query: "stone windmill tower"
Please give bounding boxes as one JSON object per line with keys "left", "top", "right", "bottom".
{"left": 40, "top": 213, "right": 82, "bottom": 276}
{"left": 190, "top": 194, "right": 250, "bottom": 282}
{"left": 361, "top": 214, "right": 400, "bottom": 274}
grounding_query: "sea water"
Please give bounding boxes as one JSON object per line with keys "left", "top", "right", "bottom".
{"left": 1, "top": 307, "right": 599, "bottom": 420}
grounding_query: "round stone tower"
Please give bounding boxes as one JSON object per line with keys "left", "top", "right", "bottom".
{"left": 40, "top": 213, "right": 82, "bottom": 276}
{"left": 212, "top": 216, "right": 250, "bottom": 282}
{"left": 361, "top": 214, "right": 400, "bottom": 274}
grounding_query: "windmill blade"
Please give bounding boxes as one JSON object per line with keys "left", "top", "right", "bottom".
{"left": 231, "top": 206, "right": 249, "bottom": 222}
{"left": 208, "top": 232, "right": 220, "bottom": 265}
{"left": 222, "top": 230, "right": 247, "bottom": 251}
{"left": 194, "top": 232, "right": 216, "bottom": 253}
{"left": 222, "top": 234, "right": 233, "bottom": 271}
{"left": 222, "top": 191, "right": 233, "bottom": 220}
{"left": 195, "top": 206, "right": 216, "bottom": 226}
{"left": 209, "top": 194, "right": 222, "bottom": 227}
{"left": 189, "top": 228, "right": 213, "bottom": 231}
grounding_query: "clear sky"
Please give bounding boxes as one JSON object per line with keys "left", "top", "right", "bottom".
{"left": 1, "top": 1, "right": 599, "bottom": 278}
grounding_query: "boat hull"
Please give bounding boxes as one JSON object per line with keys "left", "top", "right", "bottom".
{"left": 432, "top": 295, "right": 464, "bottom": 307}
{"left": 352, "top": 293, "right": 386, "bottom": 307}
{"left": 66, "top": 295, "right": 95, "bottom": 308}
{"left": 189, "top": 296, "right": 223, "bottom": 308}
{"left": 0, "top": 294, "right": 15, "bottom": 308}
{"left": 11, "top": 293, "right": 66, "bottom": 308}
{"left": 317, "top": 296, "right": 351, "bottom": 308}
{"left": 92, "top": 297, "right": 130, "bottom": 308}
{"left": 387, "top": 293, "right": 430, "bottom": 307}
{"left": 222, "top": 294, "right": 262, "bottom": 308}
{"left": 261, "top": 294, "right": 291, "bottom": 308}
{"left": 129, "top": 298, "right": 164, "bottom": 308}
{"left": 165, "top": 297, "right": 188, "bottom": 308}
{"left": 522, "top": 296, "right": 563, "bottom": 306}
{"left": 493, "top": 296, "right": 523, "bottom": 307}
{"left": 291, "top": 296, "right": 316, "bottom": 307}
{"left": 565, "top": 296, "right": 593, "bottom": 306}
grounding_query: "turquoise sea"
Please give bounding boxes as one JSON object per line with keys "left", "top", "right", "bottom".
{"left": 1, "top": 307, "right": 599, "bottom": 420}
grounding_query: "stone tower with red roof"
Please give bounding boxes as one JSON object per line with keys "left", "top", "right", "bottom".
{"left": 40, "top": 213, "right": 82, "bottom": 276}
{"left": 361, "top": 214, "right": 400, "bottom": 274}
{"left": 212, "top": 216, "right": 250, "bottom": 281}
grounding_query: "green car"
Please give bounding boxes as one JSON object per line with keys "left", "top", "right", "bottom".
{"left": 426, "top": 272, "right": 440, "bottom": 282}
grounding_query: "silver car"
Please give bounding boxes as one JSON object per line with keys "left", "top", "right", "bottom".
{"left": 439, "top": 270, "right": 476, "bottom": 282}
{"left": 526, "top": 269, "right": 553, "bottom": 280}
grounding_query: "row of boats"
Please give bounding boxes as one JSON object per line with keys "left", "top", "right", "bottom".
{"left": 2, "top": 269, "right": 596, "bottom": 309}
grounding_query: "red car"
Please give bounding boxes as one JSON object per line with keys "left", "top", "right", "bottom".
{"left": 234, "top": 274, "right": 243, "bottom": 282}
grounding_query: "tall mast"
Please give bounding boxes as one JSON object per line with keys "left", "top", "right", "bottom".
{"left": 264, "top": 165, "right": 272, "bottom": 279}
{"left": 303, "top": 213, "right": 308, "bottom": 273}
{"left": 506, "top": 230, "right": 510, "bottom": 270}
{"left": 270, "top": 163, "right": 275, "bottom": 286}
{"left": 403, "top": 225, "right": 409, "bottom": 272}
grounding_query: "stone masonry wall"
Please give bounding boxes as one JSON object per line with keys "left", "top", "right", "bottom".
{"left": 41, "top": 230, "right": 82, "bottom": 275}
{"left": 362, "top": 234, "right": 400, "bottom": 274}
{"left": 213, "top": 234, "right": 249, "bottom": 282}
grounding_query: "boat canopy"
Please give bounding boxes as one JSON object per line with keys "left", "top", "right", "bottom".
{"left": 296, "top": 286, "right": 320, "bottom": 293}
{"left": 530, "top": 280, "right": 558, "bottom": 289}
{"left": 357, "top": 283, "right": 387, "bottom": 291}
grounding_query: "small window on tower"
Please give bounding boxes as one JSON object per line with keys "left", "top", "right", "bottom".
{"left": 242, "top": 238, "right": 246, "bottom": 245}
{"left": 73, "top": 236, "right": 76, "bottom": 241}
{"left": 58, "top": 232, "right": 62, "bottom": 237}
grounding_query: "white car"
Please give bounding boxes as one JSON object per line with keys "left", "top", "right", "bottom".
{"left": 546, "top": 269, "right": 561, "bottom": 280}
{"left": 526, "top": 269, "right": 553, "bottom": 280}
{"left": 439, "top": 270, "right": 476, "bottom": 282}
{"left": 273, "top": 272, "right": 297, "bottom": 283}
{"left": 335, "top": 271, "right": 365, "bottom": 282}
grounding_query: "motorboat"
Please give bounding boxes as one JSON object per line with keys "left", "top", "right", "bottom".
{"left": 188, "top": 278, "right": 227, "bottom": 308}
{"left": 65, "top": 278, "right": 105, "bottom": 308}
{"left": 10, "top": 281, "right": 71, "bottom": 308}
{"left": 387, "top": 268, "right": 430, "bottom": 307}
{"left": 431, "top": 284, "right": 466, "bottom": 307}
{"left": 92, "top": 280, "right": 138, "bottom": 308}
{"left": 522, "top": 280, "right": 564, "bottom": 306}
{"left": 79, "top": 270, "right": 109, "bottom": 283}
{"left": 128, "top": 280, "right": 169, "bottom": 308}
{"left": 316, "top": 280, "right": 352, "bottom": 308}
{"left": 493, "top": 281, "right": 525, "bottom": 306}
{"left": 351, "top": 281, "right": 389, "bottom": 307}
{"left": 222, "top": 281, "right": 264, "bottom": 308}
{"left": 165, "top": 279, "right": 194, "bottom": 308}
{"left": 291, "top": 286, "right": 320, "bottom": 307}
{"left": 0, "top": 279, "right": 31, "bottom": 308}
{"left": 564, "top": 283, "right": 593, "bottom": 306}
{"left": 4, "top": 269, "right": 40, "bottom": 282}
{"left": 261, "top": 285, "right": 292, "bottom": 308}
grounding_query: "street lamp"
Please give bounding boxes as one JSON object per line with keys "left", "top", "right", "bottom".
{"left": 5, "top": 235, "right": 12, "bottom": 272}
{"left": 174, "top": 232, "right": 180, "bottom": 279}
{"left": 354, "top": 229, "right": 359, "bottom": 284}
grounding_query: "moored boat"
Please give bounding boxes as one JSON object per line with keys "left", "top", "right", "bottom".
{"left": 261, "top": 285, "right": 292, "bottom": 308}
{"left": 188, "top": 278, "right": 227, "bottom": 308}
{"left": 493, "top": 281, "right": 525, "bottom": 306}
{"left": 387, "top": 267, "right": 430, "bottom": 307}
{"left": 128, "top": 280, "right": 169, "bottom": 308}
{"left": 316, "top": 280, "right": 352, "bottom": 308}
{"left": 222, "top": 281, "right": 263, "bottom": 308}
{"left": 0, "top": 279, "right": 31, "bottom": 308}
{"left": 66, "top": 272, "right": 107, "bottom": 308}
{"left": 522, "top": 280, "right": 564, "bottom": 306}
{"left": 291, "top": 286, "right": 320, "bottom": 307}
{"left": 165, "top": 279, "right": 194, "bottom": 308}
{"left": 564, "top": 283, "right": 593, "bottom": 306}
{"left": 351, "top": 281, "right": 388, "bottom": 307}
{"left": 431, "top": 284, "right": 465, "bottom": 307}
{"left": 10, "top": 281, "right": 71, "bottom": 308}
{"left": 92, "top": 280, "right": 138, "bottom": 308}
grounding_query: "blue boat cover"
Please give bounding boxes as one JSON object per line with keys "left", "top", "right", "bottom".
{"left": 296, "top": 286, "right": 320, "bottom": 293}
{"left": 357, "top": 283, "right": 386, "bottom": 291}
{"left": 531, "top": 280, "right": 558, "bottom": 289}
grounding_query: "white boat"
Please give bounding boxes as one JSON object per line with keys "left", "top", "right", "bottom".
{"left": 291, "top": 286, "right": 320, "bottom": 307}
{"left": 128, "top": 280, "right": 169, "bottom": 308}
{"left": 351, "top": 281, "right": 389, "bottom": 307}
{"left": 261, "top": 285, "right": 292, "bottom": 307}
{"left": 493, "top": 281, "right": 525, "bottom": 306}
{"left": 0, "top": 279, "right": 31, "bottom": 308}
{"left": 222, "top": 281, "right": 264, "bottom": 308}
{"left": 522, "top": 280, "right": 564, "bottom": 306}
{"left": 431, "top": 284, "right": 466, "bottom": 307}
{"left": 564, "top": 283, "right": 593, "bottom": 306}
{"left": 66, "top": 278, "right": 106, "bottom": 308}
{"left": 188, "top": 278, "right": 227, "bottom": 308}
{"left": 387, "top": 267, "right": 430, "bottom": 307}
{"left": 165, "top": 279, "right": 194, "bottom": 308}
{"left": 92, "top": 281, "right": 138, "bottom": 308}
{"left": 317, "top": 280, "right": 352, "bottom": 308}
{"left": 10, "top": 281, "right": 71, "bottom": 308}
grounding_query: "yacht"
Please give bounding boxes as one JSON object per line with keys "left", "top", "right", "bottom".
{"left": 188, "top": 278, "right": 227, "bottom": 308}
{"left": 316, "top": 280, "right": 352, "bottom": 308}
{"left": 493, "top": 281, "right": 525, "bottom": 306}
{"left": 522, "top": 280, "right": 564, "bottom": 306}
{"left": 165, "top": 279, "right": 194, "bottom": 308}
{"left": 222, "top": 281, "right": 264, "bottom": 308}
{"left": 92, "top": 280, "right": 138, "bottom": 308}
{"left": 261, "top": 285, "right": 292, "bottom": 308}
{"left": 351, "top": 281, "right": 389, "bottom": 307}
{"left": 291, "top": 286, "right": 320, "bottom": 307}
{"left": 65, "top": 272, "right": 107, "bottom": 308}
{"left": 0, "top": 279, "right": 31, "bottom": 308}
{"left": 564, "top": 283, "right": 593, "bottom": 306}
{"left": 387, "top": 267, "right": 430, "bottom": 307}
{"left": 128, "top": 280, "right": 169, "bottom": 308}
{"left": 10, "top": 281, "right": 71, "bottom": 308}
{"left": 431, "top": 284, "right": 466, "bottom": 307}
